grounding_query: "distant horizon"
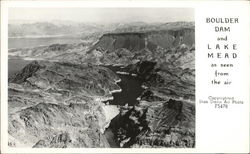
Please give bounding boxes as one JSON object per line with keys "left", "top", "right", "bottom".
{"left": 9, "top": 19, "right": 194, "bottom": 25}
{"left": 9, "top": 8, "right": 194, "bottom": 24}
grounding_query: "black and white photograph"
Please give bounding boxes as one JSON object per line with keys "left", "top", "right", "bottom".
{"left": 7, "top": 7, "right": 195, "bottom": 148}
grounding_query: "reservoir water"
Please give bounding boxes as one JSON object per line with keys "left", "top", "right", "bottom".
{"left": 8, "top": 38, "right": 145, "bottom": 148}
{"left": 9, "top": 37, "right": 82, "bottom": 49}
{"left": 8, "top": 58, "right": 33, "bottom": 77}
{"left": 105, "top": 65, "right": 144, "bottom": 106}
{"left": 9, "top": 59, "right": 144, "bottom": 107}
{"left": 8, "top": 59, "right": 143, "bottom": 148}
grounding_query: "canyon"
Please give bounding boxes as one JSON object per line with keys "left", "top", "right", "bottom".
{"left": 8, "top": 21, "right": 195, "bottom": 148}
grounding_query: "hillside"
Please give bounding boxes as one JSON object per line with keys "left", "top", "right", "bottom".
{"left": 86, "top": 27, "right": 194, "bottom": 66}
{"left": 8, "top": 61, "right": 120, "bottom": 147}
{"left": 109, "top": 99, "right": 195, "bottom": 148}
{"left": 8, "top": 21, "right": 195, "bottom": 148}
{"left": 8, "top": 22, "right": 108, "bottom": 38}
{"left": 85, "top": 25, "right": 195, "bottom": 147}
{"left": 86, "top": 27, "right": 195, "bottom": 101}
{"left": 8, "top": 21, "right": 194, "bottom": 38}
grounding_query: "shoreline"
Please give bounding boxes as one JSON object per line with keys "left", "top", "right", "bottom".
{"left": 9, "top": 44, "right": 49, "bottom": 50}
{"left": 8, "top": 34, "right": 81, "bottom": 39}
{"left": 94, "top": 96, "right": 114, "bottom": 102}
{"left": 101, "top": 105, "right": 120, "bottom": 134}
{"left": 110, "top": 88, "right": 122, "bottom": 94}
{"left": 114, "top": 78, "right": 121, "bottom": 83}
{"left": 116, "top": 71, "right": 130, "bottom": 75}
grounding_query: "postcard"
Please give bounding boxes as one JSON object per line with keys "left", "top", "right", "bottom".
{"left": 1, "top": 0, "right": 249, "bottom": 153}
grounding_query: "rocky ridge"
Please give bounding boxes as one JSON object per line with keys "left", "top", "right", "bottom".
{"left": 109, "top": 98, "right": 195, "bottom": 148}
{"left": 88, "top": 26, "right": 195, "bottom": 148}
{"left": 87, "top": 27, "right": 195, "bottom": 101}
{"left": 8, "top": 22, "right": 195, "bottom": 148}
{"left": 8, "top": 61, "right": 120, "bottom": 147}
{"left": 85, "top": 28, "right": 194, "bottom": 67}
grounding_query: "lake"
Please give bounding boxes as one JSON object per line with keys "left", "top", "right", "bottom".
{"left": 111, "top": 74, "right": 143, "bottom": 106}
{"left": 8, "top": 58, "right": 33, "bottom": 77}
{"left": 9, "top": 59, "right": 144, "bottom": 107}
{"left": 8, "top": 36, "right": 144, "bottom": 148}
{"left": 105, "top": 65, "right": 144, "bottom": 106}
{"left": 9, "top": 37, "right": 82, "bottom": 49}
{"left": 8, "top": 37, "right": 82, "bottom": 76}
{"left": 8, "top": 58, "right": 145, "bottom": 148}
{"left": 8, "top": 38, "right": 144, "bottom": 105}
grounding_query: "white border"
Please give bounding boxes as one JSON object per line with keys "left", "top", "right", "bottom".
{"left": 1, "top": 1, "right": 250, "bottom": 153}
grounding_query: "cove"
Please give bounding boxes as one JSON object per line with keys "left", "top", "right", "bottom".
{"left": 8, "top": 59, "right": 146, "bottom": 148}
{"left": 103, "top": 65, "right": 146, "bottom": 148}
{"left": 104, "top": 65, "right": 145, "bottom": 106}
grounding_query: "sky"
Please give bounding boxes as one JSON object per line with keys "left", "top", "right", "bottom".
{"left": 9, "top": 8, "right": 194, "bottom": 24}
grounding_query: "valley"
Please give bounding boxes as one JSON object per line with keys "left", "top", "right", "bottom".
{"left": 8, "top": 21, "right": 195, "bottom": 148}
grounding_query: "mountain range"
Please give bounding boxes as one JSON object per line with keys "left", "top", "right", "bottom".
{"left": 8, "top": 21, "right": 195, "bottom": 148}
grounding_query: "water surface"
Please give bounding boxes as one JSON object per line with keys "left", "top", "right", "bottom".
{"left": 104, "top": 65, "right": 144, "bottom": 106}
{"left": 9, "top": 37, "right": 82, "bottom": 49}
{"left": 8, "top": 58, "right": 33, "bottom": 77}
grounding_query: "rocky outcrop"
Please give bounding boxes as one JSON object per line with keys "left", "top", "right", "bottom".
{"left": 109, "top": 99, "right": 195, "bottom": 148}
{"left": 9, "top": 102, "right": 110, "bottom": 148}
{"left": 8, "top": 61, "right": 120, "bottom": 147}
{"left": 8, "top": 22, "right": 195, "bottom": 148}
{"left": 90, "top": 25, "right": 196, "bottom": 148}
{"left": 92, "top": 33, "right": 147, "bottom": 52}
{"left": 9, "top": 61, "right": 120, "bottom": 96}
{"left": 8, "top": 42, "right": 90, "bottom": 63}
{"left": 82, "top": 27, "right": 194, "bottom": 66}
{"left": 91, "top": 22, "right": 195, "bottom": 52}
{"left": 138, "top": 90, "right": 164, "bottom": 102}
{"left": 105, "top": 58, "right": 195, "bottom": 102}
{"left": 9, "top": 61, "right": 42, "bottom": 84}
